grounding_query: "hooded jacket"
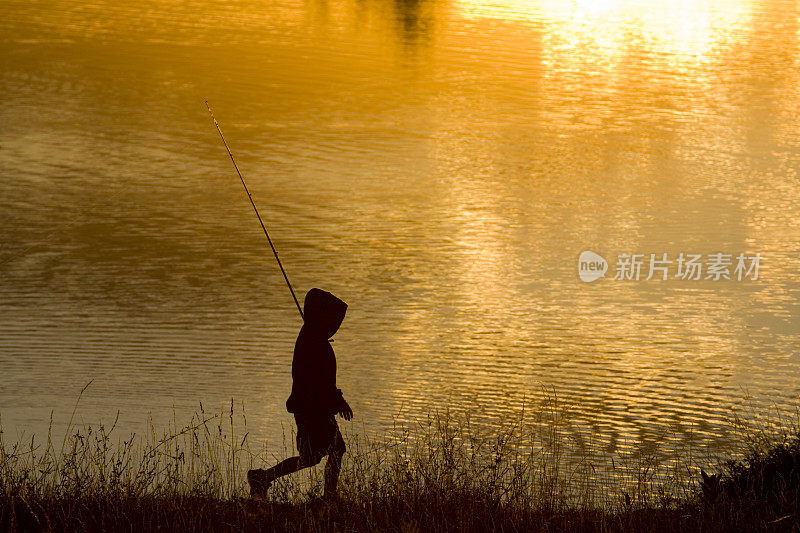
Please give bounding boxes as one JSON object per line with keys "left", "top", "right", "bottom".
{"left": 285, "top": 288, "right": 348, "bottom": 414}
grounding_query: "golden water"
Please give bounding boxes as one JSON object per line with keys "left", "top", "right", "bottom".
{"left": 1, "top": 0, "right": 799, "bottom": 463}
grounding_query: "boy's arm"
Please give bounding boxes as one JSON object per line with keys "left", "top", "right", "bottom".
{"left": 327, "top": 343, "right": 352, "bottom": 419}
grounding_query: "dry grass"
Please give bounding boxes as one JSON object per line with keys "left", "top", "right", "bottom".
{"left": 0, "top": 387, "right": 798, "bottom": 532}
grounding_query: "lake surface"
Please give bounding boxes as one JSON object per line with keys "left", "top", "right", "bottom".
{"left": 1, "top": 0, "right": 799, "bottom": 470}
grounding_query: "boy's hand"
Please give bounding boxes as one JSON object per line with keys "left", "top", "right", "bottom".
{"left": 337, "top": 400, "right": 353, "bottom": 421}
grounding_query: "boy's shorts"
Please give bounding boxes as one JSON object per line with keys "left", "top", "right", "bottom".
{"left": 294, "top": 412, "right": 345, "bottom": 464}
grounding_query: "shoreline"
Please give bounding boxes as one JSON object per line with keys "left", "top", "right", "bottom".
{"left": 1, "top": 404, "right": 797, "bottom": 532}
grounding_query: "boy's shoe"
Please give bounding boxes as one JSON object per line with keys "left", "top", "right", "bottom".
{"left": 247, "top": 469, "right": 271, "bottom": 498}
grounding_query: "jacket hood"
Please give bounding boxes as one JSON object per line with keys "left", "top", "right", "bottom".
{"left": 303, "top": 288, "right": 347, "bottom": 338}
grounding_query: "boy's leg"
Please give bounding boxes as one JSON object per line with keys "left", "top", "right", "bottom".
{"left": 251, "top": 414, "right": 344, "bottom": 499}
{"left": 249, "top": 414, "right": 326, "bottom": 498}
{"left": 265, "top": 455, "right": 307, "bottom": 481}
{"left": 323, "top": 427, "right": 346, "bottom": 498}
{"left": 249, "top": 456, "right": 313, "bottom": 497}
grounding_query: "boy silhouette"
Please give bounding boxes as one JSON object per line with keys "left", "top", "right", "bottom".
{"left": 248, "top": 288, "right": 353, "bottom": 499}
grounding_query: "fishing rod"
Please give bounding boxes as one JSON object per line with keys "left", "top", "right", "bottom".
{"left": 205, "top": 101, "right": 304, "bottom": 320}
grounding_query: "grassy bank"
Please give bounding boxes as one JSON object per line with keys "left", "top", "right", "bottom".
{"left": 1, "top": 394, "right": 798, "bottom": 532}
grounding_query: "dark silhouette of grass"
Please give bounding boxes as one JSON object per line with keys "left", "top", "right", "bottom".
{"left": 692, "top": 423, "right": 800, "bottom": 531}
{"left": 0, "top": 392, "right": 798, "bottom": 532}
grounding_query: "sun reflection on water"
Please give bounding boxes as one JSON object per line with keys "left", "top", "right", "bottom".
{"left": 455, "top": 0, "right": 751, "bottom": 67}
